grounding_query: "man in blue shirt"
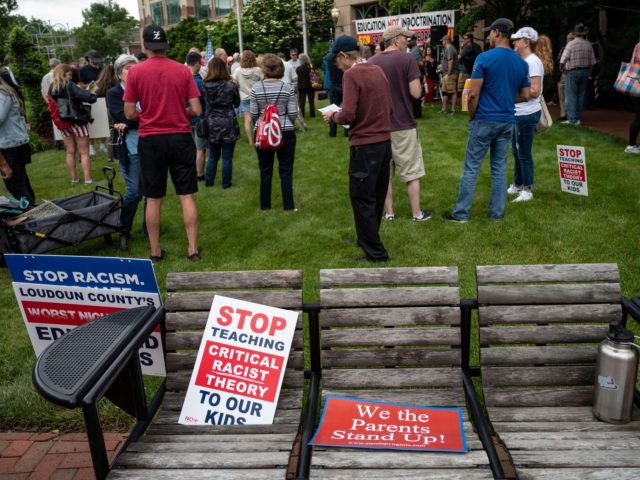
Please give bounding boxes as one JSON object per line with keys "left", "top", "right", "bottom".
{"left": 444, "top": 18, "right": 530, "bottom": 222}
{"left": 186, "top": 51, "right": 207, "bottom": 180}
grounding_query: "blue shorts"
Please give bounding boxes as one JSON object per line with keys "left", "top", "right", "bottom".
{"left": 237, "top": 99, "right": 251, "bottom": 116}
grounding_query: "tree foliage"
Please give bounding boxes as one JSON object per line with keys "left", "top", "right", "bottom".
{"left": 166, "top": 16, "right": 211, "bottom": 62}
{"left": 73, "top": 0, "right": 138, "bottom": 60}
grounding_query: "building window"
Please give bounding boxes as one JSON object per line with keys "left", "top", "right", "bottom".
{"left": 150, "top": 1, "right": 164, "bottom": 25}
{"left": 215, "top": 0, "right": 232, "bottom": 17}
{"left": 197, "top": 0, "right": 211, "bottom": 20}
{"left": 167, "top": 0, "right": 181, "bottom": 25}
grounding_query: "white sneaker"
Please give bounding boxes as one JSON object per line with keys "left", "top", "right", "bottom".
{"left": 507, "top": 184, "right": 522, "bottom": 195}
{"left": 89, "top": 144, "right": 96, "bottom": 156}
{"left": 513, "top": 190, "right": 533, "bottom": 203}
{"left": 624, "top": 145, "right": 640, "bottom": 154}
{"left": 561, "top": 120, "right": 581, "bottom": 126}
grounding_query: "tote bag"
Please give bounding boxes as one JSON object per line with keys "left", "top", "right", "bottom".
{"left": 536, "top": 95, "right": 553, "bottom": 133}
{"left": 614, "top": 62, "right": 640, "bottom": 97}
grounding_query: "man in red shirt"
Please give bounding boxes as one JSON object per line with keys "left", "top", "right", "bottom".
{"left": 322, "top": 36, "right": 392, "bottom": 262}
{"left": 124, "top": 25, "right": 203, "bottom": 262}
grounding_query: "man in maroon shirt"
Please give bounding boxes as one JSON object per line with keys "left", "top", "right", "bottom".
{"left": 322, "top": 36, "right": 392, "bottom": 262}
{"left": 124, "top": 25, "right": 203, "bottom": 262}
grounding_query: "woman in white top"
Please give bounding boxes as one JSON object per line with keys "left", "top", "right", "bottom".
{"left": 232, "top": 50, "right": 263, "bottom": 145}
{"left": 508, "top": 27, "right": 546, "bottom": 203}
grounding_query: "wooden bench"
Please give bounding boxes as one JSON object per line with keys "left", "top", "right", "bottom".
{"left": 109, "top": 269, "right": 307, "bottom": 479}
{"left": 477, "top": 263, "right": 640, "bottom": 480}
{"left": 309, "top": 266, "right": 502, "bottom": 479}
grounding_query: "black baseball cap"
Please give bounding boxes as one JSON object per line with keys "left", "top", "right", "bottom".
{"left": 326, "top": 35, "right": 359, "bottom": 63}
{"left": 484, "top": 18, "right": 514, "bottom": 35}
{"left": 143, "top": 24, "right": 169, "bottom": 51}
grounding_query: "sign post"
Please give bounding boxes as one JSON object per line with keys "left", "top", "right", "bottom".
{"left": 557, "top": 145, "right": 588, "bottom": 196}
{"left": 179, "top": 295, "right": 298, "bottom": 426}
{"left": 5, "top": 254, "right": 165, "bottom": 376}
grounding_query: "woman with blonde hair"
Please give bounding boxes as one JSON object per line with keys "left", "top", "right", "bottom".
{"left": 49, "top": 64, "right": 97, "bottom": 184}
{"left": 232, "top": 50, "right": 263, "bottom": 144}
{"left": 507, "top": 27, "right": 545, "bottom": 203}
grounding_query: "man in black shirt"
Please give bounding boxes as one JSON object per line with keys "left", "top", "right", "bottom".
{"left": 78, "top": 50, "right": 102, "bottom": 87}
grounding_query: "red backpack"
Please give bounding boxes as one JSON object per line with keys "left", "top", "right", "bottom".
{"left": 255, "top": 82, "right": 285, "bottom": 151}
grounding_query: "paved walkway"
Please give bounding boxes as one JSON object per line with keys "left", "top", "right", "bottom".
{"left": 0, "top": 103, "right": 634, "bottom": 480}
{"left": 0, "top": 432, "right": 127, "bottom": 479}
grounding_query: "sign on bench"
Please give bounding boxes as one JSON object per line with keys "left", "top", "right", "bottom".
{"left": 6, "top": 254, "right": 165, "bottom": 376}
{"left": 310, "top": 396, "right": 468, "bottom": 453}
{"left": 179, "top": 295, "right": 298, "bottom": 425}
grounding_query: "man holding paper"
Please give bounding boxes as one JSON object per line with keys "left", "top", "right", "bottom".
{"left": 322, "top": 36, "right": 392, "bottom": 262}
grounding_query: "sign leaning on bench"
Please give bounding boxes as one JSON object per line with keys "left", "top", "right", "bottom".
{"left": 179, "top": 295, "right": 298, "bottom": 425}
{"left": 310, "top": 396, "right": 468, "bottom": 453}
{"left": 5, "top": 254, "right": 165, "bottom": 376}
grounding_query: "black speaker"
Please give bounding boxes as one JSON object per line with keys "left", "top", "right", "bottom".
{"left": 429, "top": 26, "right": 448, "bottom": 46}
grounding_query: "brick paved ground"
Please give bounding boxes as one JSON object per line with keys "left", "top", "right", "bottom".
{"left": 0, "top": 432, "right": 127, "bottom": 480}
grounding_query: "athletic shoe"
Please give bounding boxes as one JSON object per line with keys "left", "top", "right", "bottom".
{"left": 561, "top": 120, "right": 581, "bottom": 125}
{"left": 413, "top": 210, "right": 433, "bottom": 221}
{"left": 507, "top": 184, "right": 522, "bottom": 195}
{"left": 89, "top": 144, "right": 96, "bottom": 156}
{"left": 383, "top": 212, "right": 395, "bottom": 221}
{"left": 624, "top": 145, "right": 640, "bottom": 154}
{"left": 513, "top": 190, "right": 533, "bottom": 203}
{"left": 442, "top": 212, "right": 468, "bottom": 223}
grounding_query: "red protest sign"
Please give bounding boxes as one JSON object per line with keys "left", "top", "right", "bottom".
{"left": 310, "top": 396, "right": 468, "bottom": 452}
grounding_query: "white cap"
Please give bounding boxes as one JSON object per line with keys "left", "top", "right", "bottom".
{"left": 511, "top": 27, "right": 538, "bottom": 42}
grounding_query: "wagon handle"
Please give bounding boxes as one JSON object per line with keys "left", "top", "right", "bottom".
{"left": 102, "top": 166, "right": 116, "bottom": 195}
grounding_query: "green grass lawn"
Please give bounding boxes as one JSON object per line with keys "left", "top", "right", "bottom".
{"left": 1, "top": 104, "right": 639, "bottom": 431}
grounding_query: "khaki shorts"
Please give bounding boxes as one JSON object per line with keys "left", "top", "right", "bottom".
{"left": 457, "top": 73, "right": 470, "bottom": 92}
{"left": 442, "top": 74, "right": 458, "bottom": 95}
{"left": 390, "top": 129, "right": 425, "bottom": 183}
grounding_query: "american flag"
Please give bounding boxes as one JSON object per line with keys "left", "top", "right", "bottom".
{"left": 205, "top": 33, "right": 213, "bottom": 63}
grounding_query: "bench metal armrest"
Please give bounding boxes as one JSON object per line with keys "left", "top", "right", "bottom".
{"left": 622, "top": 297, "right": 640, "bottom": 409}
{"left": 32, "top": 306, "right": 166, "bottom": 480}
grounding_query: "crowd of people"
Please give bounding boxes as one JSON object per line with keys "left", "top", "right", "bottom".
{"left": 2, "top": 19, "right": 639, "bottom": 264}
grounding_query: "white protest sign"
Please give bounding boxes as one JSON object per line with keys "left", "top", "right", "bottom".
{"left": 557, "top": 145, "right": 588, "bottom": 196}
{"left": 179, "top": 295, "right": 299, "bottom": 426}
{"left": 5, "top": 254, "right": 165, "bottom": 376}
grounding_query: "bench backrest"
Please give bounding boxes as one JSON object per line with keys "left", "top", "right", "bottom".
{"left": 477, "top": 263, "right": 621, "bottom": 408}
{"left": 165, "top": 270, "right": 305, "bottom": 394}
{"left": 319, "top": 266, "right": 464, "bottom": 405}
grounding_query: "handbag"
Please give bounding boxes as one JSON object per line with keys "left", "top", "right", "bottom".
{"left": 310, "top": 66, "right": 322, "bottom": 90}
{"left": 195, "top": 118, "right": 208, "bottom": 138}
{"left": 536, "top": 95, "right": 553, "bottom": 133}
{"left": 614, "top": 62, "right": 640, "bottom": 97}
{"left": 57, "top": 85, "right": 92, "bottom": 124}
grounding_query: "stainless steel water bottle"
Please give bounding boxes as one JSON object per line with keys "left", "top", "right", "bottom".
{"left": 592, "top": 320, "right": 639, "bottom": 424}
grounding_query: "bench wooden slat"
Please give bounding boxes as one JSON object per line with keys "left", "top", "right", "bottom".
{"left": 310, "top": 469, "right": 494, "bottom": 479}
{"left": 516, "top": 468, "right": 640, "bottom": 480}
{"left": 481, "top": 345, "right": 596, "bottom": 366}
{"left": 167, "top": 270, "right": 302, "bottom": 290}
{"left": 480, "top": 325, "right": 607, "bottom": 344}
{"left": 136, "top": 432, "right": 298, "bottom": 443}
{"left": 322, "top": 368, "right": 462, "bottom": 389}
{"left": 145, "top": 423, "right": 299, "bottom": 435}
{"left": 321, "top": 307, "right": 460, "bottom": 327}
{"left": 482, "top": 366, "right": 594, "bottom": 387}
{"left": 493, "top": 420, "right": 640, "bottom": 432}
{"left": 115, "top": 451, "right": 291, "bottom": 469}
{"left": 161, "top": 390, "right": 303, "bottom": 411}
{"left": 509, "top": 450, "right": 640, "bottom": 468}
{"left": 497, "top": 437, "right": 640, "bottom": 451}
{"left": 154, "top": 408, "right": 301, "bottom": 425}
{"left": 476, "top": 264, "right": 619, "bottom": 284}
{"left": 486, "top": 406, "right": 599, "bottom": 422}
{"left": 166, "top": 330, "right": 305, "bottom": 351}
{"left": 166, "top": 350, "right": 305, "bottom": 372}
{"left": 129, "top": 441, "right": 296, "bottom": 453}
{"left": 109, "top": 470, "right": 295, "bottom": 480}
{"left": 320, "top": 287, "right": 459, "bottom": 308}
{"left": 498, "top": 430, "right": 640, "bottom": 441}
{"left": 323, "top": 349, "right": 461, "bottom": 368}
{"left": 166, "top": 291, "right": 303, "bottom": 310}
{"left": 165, "top": 310, "right": 304, "bottom": 330}
{"left": 484, "top": 386, "right": 593, "bottom": 407}
{"left": 320, "top": 267, "right": 459, "bottom": 287}
{"left": 321, "top": 389, "right": 468, "bottom": 406}
{"left": 478, "top": 283, "right": 620, "bottom": 305}
{"left": 478, "top": 304, "right": 621, "bottom": 325}
{"left": 310, "top": 449, "right": 489, "bottom": 468}
{"left": 321, "top": 328, "right": 460, "bottom": 348}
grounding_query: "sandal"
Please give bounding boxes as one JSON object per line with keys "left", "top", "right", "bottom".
{"left": 150, "top": 250, "right": 165, "bottom": 263}
{"left": 187, "top": 252, "right": 202, "bottom": 262}
{"left": 383, "top": 213, "right": 395, "bottom": 221}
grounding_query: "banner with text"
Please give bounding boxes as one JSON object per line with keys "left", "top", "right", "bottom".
{"left": 557, "top": 145, "right": 588, "bottom": 196}
{"left": 310, "top": 395, "right": 468, "bottom": 453}
{"left": 5, "top": 254, "right": 165, "bottom": 376}
{"left": 354, "top": 10, "right": 455, "bottom": 46}
{"left": 179, "top": 295, "right": 298, "bottom": 426}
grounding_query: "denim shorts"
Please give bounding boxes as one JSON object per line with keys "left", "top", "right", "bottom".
{"left": 237, "top": 99, "right": 251, "bottom": 116}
